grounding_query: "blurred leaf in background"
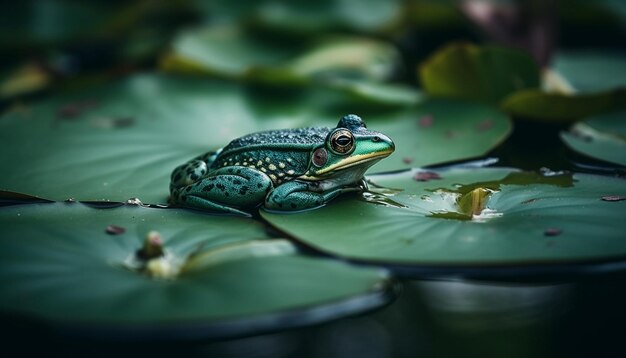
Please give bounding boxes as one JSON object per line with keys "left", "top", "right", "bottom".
{"left": 0, "top": 0, "right": 198, "bottom": 102}
{"left": 561, "top": 110, "right": 626, "bottom": 166}
{"left": 419, "top": 42, "right": 541, "bottom": 104}
{"left": 502, "top": 51, "right": 626, "bottom": 121}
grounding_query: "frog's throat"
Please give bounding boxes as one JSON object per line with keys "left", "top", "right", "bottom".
{"left": 299, "top": 150, "right": 393, "bottom": 180}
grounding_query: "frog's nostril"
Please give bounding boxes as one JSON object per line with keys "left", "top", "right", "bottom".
{"left": 372, "top": 136, "right": 381, "bottom": 142}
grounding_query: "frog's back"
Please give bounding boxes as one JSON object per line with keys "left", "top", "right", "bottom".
{"left": 211, "top": 127, "right": 330, "bottom": 184}
{"left": 223, "top": 127, "right": 330, "bottom": 151}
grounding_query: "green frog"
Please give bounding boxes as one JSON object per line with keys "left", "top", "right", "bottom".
{"left": 170, "top": 114, "right": 394, "bottom": 215}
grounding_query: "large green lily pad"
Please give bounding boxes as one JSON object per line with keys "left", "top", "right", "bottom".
{"left": 561, "top": 110, "right": 626, "bottom": 166}
{"left": 369, "top": 100, "right": 512, "bottom": 172}
{"left": 0, "top": 202, "right": 392, "bottom": 339}
{"left": 262, "top": 167, "right": 626, "bottom": 275}
{"left": 0, "top": 73, "right": 511, "bottom": 203}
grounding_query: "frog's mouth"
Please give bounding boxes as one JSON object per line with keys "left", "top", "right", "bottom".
{"left": 303, "top": 149, "right": 393, "bottom": 179}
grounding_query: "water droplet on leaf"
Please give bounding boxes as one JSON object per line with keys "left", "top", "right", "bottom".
{"left": 601, "top": 195, "right": 626, "bottom": 202}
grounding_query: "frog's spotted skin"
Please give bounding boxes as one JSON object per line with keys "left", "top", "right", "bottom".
{"left": 215, "top": 150, "right": 306, "bottom": 185}
{"left": 170, "top": 150, "right": 220, "bottom": 188}
{"left": 170, "top": 114, "right": 395, "bottom": 215}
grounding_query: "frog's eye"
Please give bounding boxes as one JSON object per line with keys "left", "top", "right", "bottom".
{"left": 329, "top": 129, "right": 355, "bottom": 155}
{"left": 312, "top": 148, "right": 328, "bottom": 167}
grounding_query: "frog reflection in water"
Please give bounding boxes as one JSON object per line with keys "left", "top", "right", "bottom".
{"left": 170, "top": 114, "right": 395, "bottom": 215}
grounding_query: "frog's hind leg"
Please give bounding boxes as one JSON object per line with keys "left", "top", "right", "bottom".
{"left": 264, "top": 181, "right": 353, "bottom": 211}
{"left": 170, "top": 149, "right": 222, "bottom": 191}
{"left": 170, "top": 159, "right": 207, "bottom": 190}
{"left": 195, "top": 149, "right": 221, "bottom": 167}
{"left": 173, "top": 166, "right": 273, "bottom": 216}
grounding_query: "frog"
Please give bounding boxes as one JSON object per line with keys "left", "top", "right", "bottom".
{"left": 169, "top": 114, "right": 394, "bottom": 215}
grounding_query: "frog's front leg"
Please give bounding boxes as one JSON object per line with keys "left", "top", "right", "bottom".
{"left": 264, "top": 181, "right": 358, "bottom": 211}
{"left": 172, "top": 166, "right": 272, "bottom": 216}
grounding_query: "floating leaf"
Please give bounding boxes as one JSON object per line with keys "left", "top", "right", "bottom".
{"left": 326, "top": 79, "right": 423, "bottom": 106}
{"left": 0, "top": 74, "right": 511, "bottom": 203}
{"left": 262, "top": 167, "right": 626, "bottom": 276}
{"left": 161, "top": 26, "right": 303, "bottom": 80}
{"left": 160, "top": 26, "right": 407, "bottom": 103}
{"left": 502, "top": 52, "right": 626, "bottom": 121}
{"left": 501, "top": 89, "right": 625, "bottom": 122}
{"left": 419, "top": 43, "right": 541, "bottom": 104}
{"left": 560, "top": 110, "right": 626, "bottom": 166}
{"left": 162, "top": 27, "right": 401, "bottom": 81}
{"left": 369, "top": 99, "right": 512, "bottom": 173}
{"left": 0, "top": 203, "right": 392, "bottom": 339}
{"left": 286, "top": 36, "right": 399, "bottom": 81}
{"left": 554, "top": 51, "right": 626, "bottom": 92}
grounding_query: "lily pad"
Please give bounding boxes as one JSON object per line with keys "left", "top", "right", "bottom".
{"left": 419, "top": 43, "right": 541, "bottom": 104}
{"left": 262, "top": 167, "right": 626, "bottom": 277}
{"left": 501, "top": 89, "right": 625, "bottom": 122}
{"left": 0, "top": 74, "right": 328, "bottom": 203}
{"left": 0, "top": 202, "right": 392, "bottom": 339}
{"left": 161, "top": 26, "right": 303, "bottom": 80}
{"left": 502, "top": 52, "right": 626, "bottom": 121}
{"left": 561, "top": 110, "right": 626, "bottom": 166}
{"left": 163, "top": 26, "right": 399, "bottom": 81}
{"left": 368, "top": 99, "right": 512, "bottom": 173}
{"left": 0, "top": 73, "right": 511, "bottom": 203}
{"left": 160, "top": 26, "right": 408, "bottom": 104}
{"left": 554, "top": 51, "right": 626, "bottom": 92}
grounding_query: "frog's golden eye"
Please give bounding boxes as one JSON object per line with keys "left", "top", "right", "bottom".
{"left": 329, "top": 129, "right": 355, "bottom": 155}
